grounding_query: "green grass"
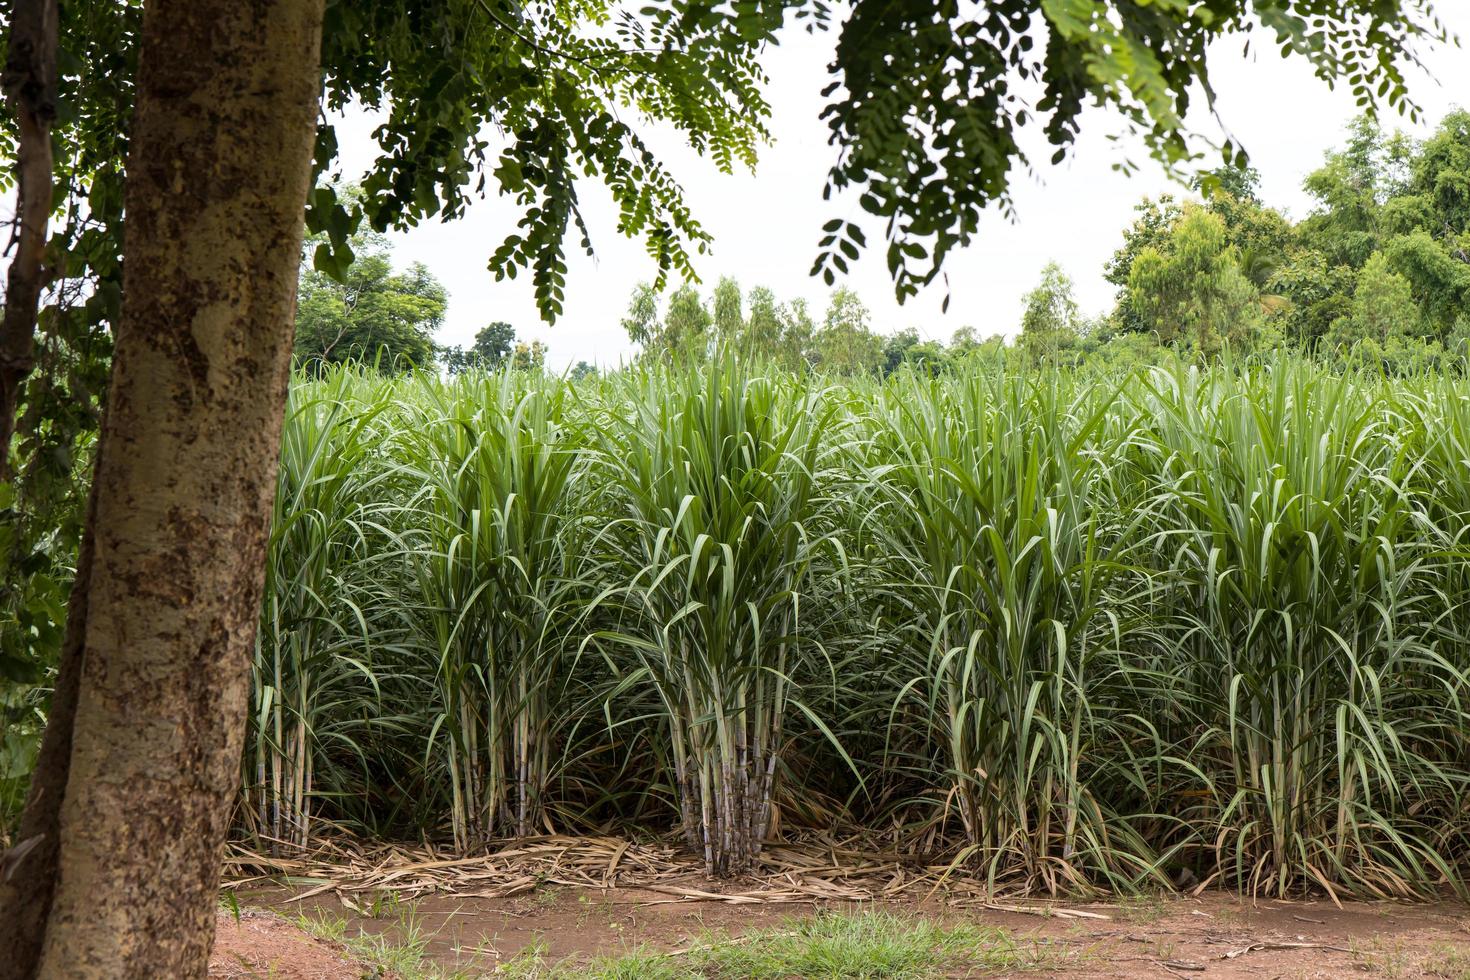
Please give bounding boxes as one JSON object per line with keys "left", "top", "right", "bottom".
{"left": 1426, "top": 943, "right": 1470, "bottom": 980}
{"left": 497, "top": 910, "right": 1078, "bottom": 978}
{"left": 295, "top": 905, "right": 477, "bottom": 980}
{"left": 685, "top": 911, "right": 1076, "bottom": 978}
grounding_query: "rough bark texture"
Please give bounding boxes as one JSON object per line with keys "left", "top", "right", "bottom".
{"left": 0, "top": 0, "right": 325, "bottom": 976}
{"left": 0, "top": 0, "right": 58, "bottom": 475}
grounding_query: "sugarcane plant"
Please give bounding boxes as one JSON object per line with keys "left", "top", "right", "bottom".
{"left": 230, "top": 354, "right": 1470, "bottom": 897}
{"left": 1138, "top": 363, "right": 1470, "bottom": 897}
{"left": 859, "top": 368, "right": 1161, "bottom": 893}
{"left": 248, "top": 369, "right": 393, "bottom": 852}
{"left": 590, "top": 359, "right": 844, "bottom": 874}
{"left": 401, "top": 371, "right": 584, "bottom": 849}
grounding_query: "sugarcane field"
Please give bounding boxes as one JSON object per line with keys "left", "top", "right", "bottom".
{"left": 6, "top": 1, "right": 1470, "bottom": 977}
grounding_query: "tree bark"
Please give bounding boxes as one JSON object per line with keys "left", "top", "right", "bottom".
{"left": 0, "top": 0, "right": 325, "bottom": 976}
{"left": 0, "top": 0, "right": 58, "bottom": 476}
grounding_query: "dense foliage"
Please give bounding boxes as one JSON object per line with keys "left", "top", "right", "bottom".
{"left": 240, "top": 354, "right": 1470, "bottom": 896}
{"left": 623, "top": 111, "right": 1470, "bottom": 378}
{"left": 1108, "top": 113, "right": 1470, "bottom": 368}
{"left": 294, "top": 226, "right": 448, "bottom": 371}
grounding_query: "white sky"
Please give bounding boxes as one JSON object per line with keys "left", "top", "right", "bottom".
{"left": 334, "top": 10, "right": 1470, "bottom": 371}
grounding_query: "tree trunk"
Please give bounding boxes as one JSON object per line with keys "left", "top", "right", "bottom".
{"left": 0, "top": 0, "right": 58, "bottom": 475}
{"left": 0, "top": 0, "right": 324, "bottom": 976}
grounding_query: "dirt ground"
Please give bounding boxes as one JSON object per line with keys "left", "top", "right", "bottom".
{"left": 212, "top": 834, "right": 1470, "bottom": 977}
{"left": 211, "top": 908, "right": 372, "bottom": 979}
{"left": 213, "top": 879, "right": 1470, "bottom": 978}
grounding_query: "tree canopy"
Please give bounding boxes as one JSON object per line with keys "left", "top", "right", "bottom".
{"left": 441, "top": 321, "right": 518, "bottom": 373}
{"left": 293, "top": 226, "right": 447, "bottom": 371}
{"left": 1086, "top": 109, "right": 1470, "bottom": 369}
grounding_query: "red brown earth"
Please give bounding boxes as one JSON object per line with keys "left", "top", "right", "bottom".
{"left": 212, "top": 884, "right": 1470, "bottom": 978}
{"left": 210, "top": 908, "right": 366, "bottom": 979}
{"left": 211, "top": 836, "right": 1470, "bottom": 976}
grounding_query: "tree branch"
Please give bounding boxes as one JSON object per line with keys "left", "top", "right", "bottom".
{"left": 0, "top": 0, "right": 59, "bottom": 479}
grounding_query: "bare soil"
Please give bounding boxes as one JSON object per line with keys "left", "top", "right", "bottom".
{"left": 209, "top": 908, "right": 366, "bottom": 979}
{"left": 218, "top": 880, "right": 1470, "bottom": 978}
{"left": 216, "top": 837, "right": 1470, "bottom": 976}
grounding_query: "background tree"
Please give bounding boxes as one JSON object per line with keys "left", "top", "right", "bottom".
{"left": 512, "top": 340, "right": 548, "bottom": 371}
{"left": 778, "top": 296, "right": 817, "bottom": 369}
{"left": 293, "top": 228, "right": 446, "bottom": 371}
{"left": 766, "top": 287, "right": 823, "bottom": 369}
{"left": 1108, "top": 174, "right": 1295, "bottom": 337}
{"left": 620, "top": 284, "right": 661, "bottom": 349}
{"left": 1202, "top": 176, "right": 1296, "bottom": 297}
{"left": 623, "top": 278, "right": 824, "bottom": 368}
{"left": 881, "top": 328, "right": 919, "bottom": 375}
{"left": 442, "top": 321, "right": 517, "bottom": 374}
{"left": 1196, "top": 163, "right": 1264, "bottom": 205}
{"left": 1289, "top": 112, "right": 1470, "bottom": 347}
{"left": 0, "top": 0, "right": 55, "bottom": 477}
{"left": 1323, "top": 251, "right": 1428, "bottom": 357}
{"left": 1105, "top": 197, "right": 1185, "bottom": 334}
{"left": 0, "top": 0, "right": 131, "bottom": 752}
{"left": 622, "top": 282, "right": 714, "bottom": 363}
{"left": 741, "top": 285, "right": 785, "bottom": 363}
{"left": 1020, "top": 262, "right": 1084, "bottom": 366}
{"left": 1407, "top": 109, "right": 1470, "bottom": 236}
{"left": 713, "top": 274, "right": 830, "bottom": 368}
{"left": 1299, "top": 115, "right": 1416, "bottom": 269}
{"left": 880, "top": 327, "right": 947, "bottom": 375}
{"left": 662, "top": 283, "right": 712, "bottom": 362}
{"left": 1384, "top": 228, "right": 1470, "bottom": 332}
{"left": 732, "top": 283, "right": 815, "bottom": 369}
{"left": 1127, "top": 207, "right": 1262, "bottom": 355}
{"left": 472, "top": 322, "right": 517, "bottom": 367}
{"left": 947, "top": 326, "right": 1007, "bottom": 365}
{"left": 808, "top": 287, "right": 883, "bottom": 375}
{"left": 711, "top": 276, "right": 744, "bottom": 345}
{"left": 1264, "top": 250, "right": 1359, "bottom": 345}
